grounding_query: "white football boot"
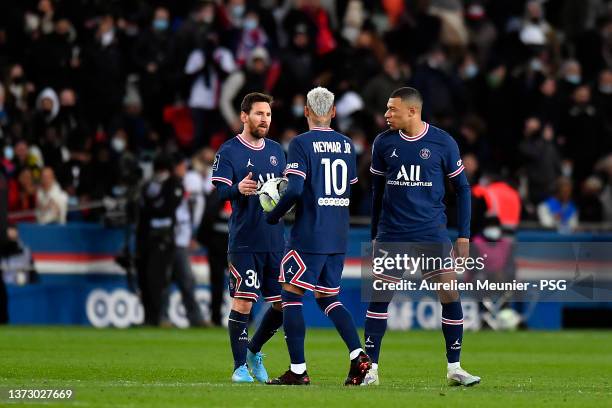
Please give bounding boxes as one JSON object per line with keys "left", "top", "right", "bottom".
{"left": 447, "top": 366, "right": 481, "bottom": 386}
{"left": 361, "top": 368, "right": 379, "bottom": 386}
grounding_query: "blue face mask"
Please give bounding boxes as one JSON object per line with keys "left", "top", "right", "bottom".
{"left": 292, "top": 105, "right": 303, "bottom": 117}
{"left": 243, "top": 18, "right": 258, "bottom": 31}
{"left": 464, "top": 64, "right": 479, "bottom": 79}
{"left": 231, "top": 5, "right": 245, "bottom": 18}
{"left": 153, "top": 19, "right": 169, "bottom": 31}
{"left": 4, "top": 146, "right": 14, "bottom": 161}
{"left": 565, "top": 74, "right": 581, "bottom": 85}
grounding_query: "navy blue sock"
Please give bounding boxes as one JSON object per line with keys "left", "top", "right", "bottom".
{"left": 364, "top": 302, "right": 389, "bottom": 364}
{"left": 248, "top": 305, "right": 283, "bottom": 353}
{"left": 228, "top": 310, "right": 250, "bottom": 370}
{"left": 281, "top": 290, "right": 306, "bottom": 365}
{"left": 441, "top": 301, "right": 463, "bottom": 363}
{"left": 316, "top": 296, "right": 362, "bottom": 353}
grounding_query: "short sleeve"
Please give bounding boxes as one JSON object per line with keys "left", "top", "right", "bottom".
{"left": 284, "top": 139, "right": 307, "bottom": 179}
{"left": 443, "top": 135, "right": 465, "bottom": 179}
{"left": 211, "top": 146, "right": 234, "bottom": 186}
{"left": 370, "top": 136, "right": 386, "bottom": 177}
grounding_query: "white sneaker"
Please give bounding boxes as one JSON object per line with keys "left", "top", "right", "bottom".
{"left": 361, "top": 368, "right": 379, "bottom": 386}
{"left": 447, "top": 366, "right": 481, "bottom": 386}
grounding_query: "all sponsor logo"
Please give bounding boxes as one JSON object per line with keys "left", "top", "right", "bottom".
{"left": 387, "top": 164, "right": 433, "bottom": 187}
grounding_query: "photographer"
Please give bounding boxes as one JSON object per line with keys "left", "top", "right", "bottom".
{"left": 136, "top": 153, "right": 183, "bottom": 326}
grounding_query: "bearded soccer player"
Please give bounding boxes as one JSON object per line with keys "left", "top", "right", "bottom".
{"left": 211, "top": 92, "right": 287, "bottom": 383}
{"left": 264, "top": 87, "right": 371, "bottom": 386}
{"left": 363, "top": 87, "right": 480, "bottom": 386}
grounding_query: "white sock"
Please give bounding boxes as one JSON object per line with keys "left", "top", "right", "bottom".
{"left": 291, "top": 363, "right": 306, "bottom": 374}
{"left": 349, "top": 348, "right": 363, "bottom": 360}
{"left": 447, "top": 362, "right": 461, "bottom": 371}
{"left": 372, "top": 363, "right": 378, "bottom": 370}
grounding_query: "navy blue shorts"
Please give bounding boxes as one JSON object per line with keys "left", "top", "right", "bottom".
{"left": 228, "top": 252, "right": 282, "bottom": 303}
{"left": 372, "top": 239, "right": 454, "bottom": 283}
{"left": 279, "top": 249, "right": 345, "bottom": 295}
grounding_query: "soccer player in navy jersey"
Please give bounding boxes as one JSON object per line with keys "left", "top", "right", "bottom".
{"left": 363, "top": 87, "right": 480, "bottom": 386}
{"left": 264, "top": 87, "right": 371, "bottom": 385}
{"left": 211, "top": 93, "right": 287, "bottom": 383}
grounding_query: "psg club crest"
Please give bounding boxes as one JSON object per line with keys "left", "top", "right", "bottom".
{"left": 270, "top": 156, "right": 278, "bottom": 166}
{"left": 419, "top": 148, "right": 431, "bottom": 160}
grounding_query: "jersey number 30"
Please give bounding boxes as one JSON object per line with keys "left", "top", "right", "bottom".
{"left": 321, "top": 158, "right": 347, "bottom": 196}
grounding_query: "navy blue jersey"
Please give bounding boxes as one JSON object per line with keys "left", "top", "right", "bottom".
{"left": 212, "top": 135, "right": 286, "bottom": 252}
{"left": 370, "top": 122, "right": 469, "bottom": 241}
{"left": 284, "top": 127, "right": 358, "bottom": 253}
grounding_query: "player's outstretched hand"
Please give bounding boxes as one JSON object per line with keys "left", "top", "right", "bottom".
{"left": 238, "top": 172, "right": 258, "bottom": 195}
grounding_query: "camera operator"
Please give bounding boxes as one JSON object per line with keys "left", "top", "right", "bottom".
{"left": 136, "top": 153, "right": 183, "bottom": 326}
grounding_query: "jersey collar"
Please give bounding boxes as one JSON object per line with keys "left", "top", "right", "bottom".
{"left": 237, "top": 134, "right": 266, "bottom": 150}
{"left": 311, "top": 127, "right": 334, "bottom": 132}
{"left": 399, "top": 122, "right": 429, "bottom": 142}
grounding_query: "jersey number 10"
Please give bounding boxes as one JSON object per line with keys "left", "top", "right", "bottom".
{"left": 321, "top": 158, "right": 347, "bottom": 196}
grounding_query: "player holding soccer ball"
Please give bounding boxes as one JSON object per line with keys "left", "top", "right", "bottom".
{"left": 264, "top": 87, "right": 371, "bottom": 386}
{"left": 364, "top": 87, "right": 480, "bottom": 386}
{"left": 211, "top": 93, "right": 287, "bottom": 383}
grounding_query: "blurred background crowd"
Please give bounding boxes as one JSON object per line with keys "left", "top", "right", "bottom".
{"left": 1, "top": 0, "right": 612, "bottom": 233}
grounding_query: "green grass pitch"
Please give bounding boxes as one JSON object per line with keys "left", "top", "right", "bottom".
{"left": 1, "top": 327, "right": 611, "bottom": 407}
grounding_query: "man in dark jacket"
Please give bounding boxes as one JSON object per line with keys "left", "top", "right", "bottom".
{"left": 136, "top": 153, "right": 184, "bottom": 326}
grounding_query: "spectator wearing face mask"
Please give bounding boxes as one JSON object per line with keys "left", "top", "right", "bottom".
{"left": 133, "top": 7, "right": 174, "bottom": 131}
{"left": 232, "top": 8, "right": 271, "bottom": 67}
{"left": 79, "top": 14, "right": 125, "bottom": 129}
{"left": 557, "top": 59, "right": 583, "bottom": 105}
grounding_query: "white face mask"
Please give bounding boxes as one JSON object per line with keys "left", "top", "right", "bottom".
{"left": 483, "top": 226, "right": 502, "bottom": 241}
{"left": 599, "top": 84, "right": 612, "bottom": 95}
{"left": 101, "top": 29, "right": 115, "bottom": 47}
{"left": 111, "top": 137, "right": 126, "bottom": 153}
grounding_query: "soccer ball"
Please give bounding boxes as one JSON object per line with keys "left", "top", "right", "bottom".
{"left": 258, "top": 177, "right": 288, "bottom": 212}
{"left": 496, "top": 308, "right": 521, "bottom": 331}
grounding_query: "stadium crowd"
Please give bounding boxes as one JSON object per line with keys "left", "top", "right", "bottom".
{"left": 1, "top": 0, "right": 612, "bottom": 232}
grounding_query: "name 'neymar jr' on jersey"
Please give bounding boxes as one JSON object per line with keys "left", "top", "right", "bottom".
{"left": 265, "top": 87, "right": 371, "bottom": 387}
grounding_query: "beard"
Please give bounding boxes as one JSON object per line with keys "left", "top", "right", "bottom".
{"left": 248, "top": 120, "right": 269, "bottom": 139}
